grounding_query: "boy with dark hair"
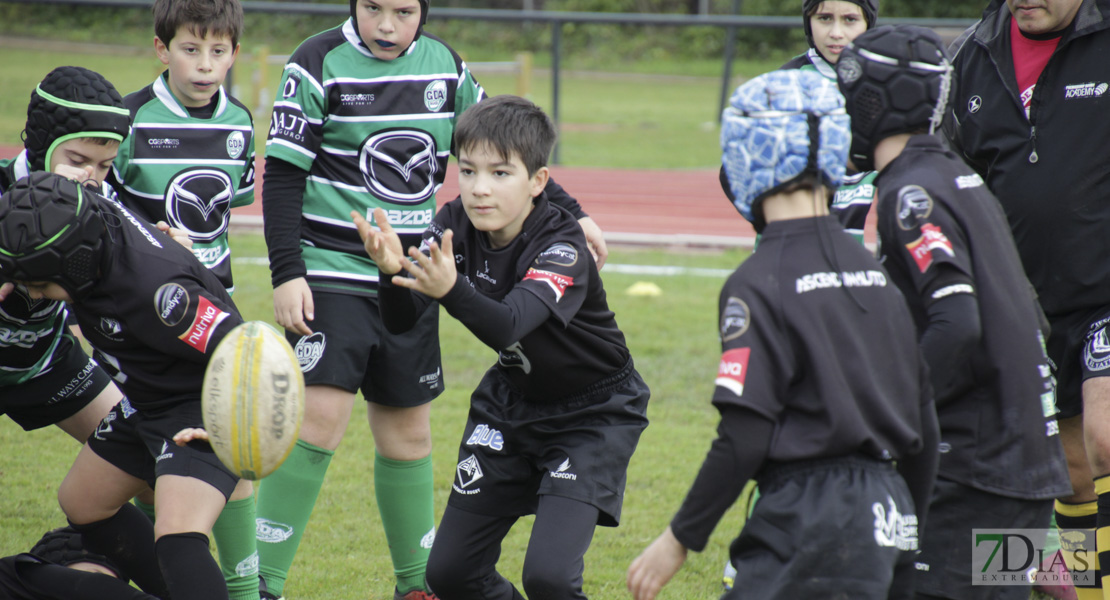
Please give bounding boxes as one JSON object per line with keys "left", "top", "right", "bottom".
{"left": 107, "top": 1, "right": 260, "bottom": 597}
{"left": 110, "top": 0, "right": 255, "bottom": 294}
{"left": 0, "top": 171, "right": 253, "bottom": 600}
{"left": 626, "top": 69, "right": 939, "bottom": 600}
{"left": 837, "top": 25, "right": 1070, "bottom": 599}
{"left": 256, "top": 0, "right": 606, "bottom": 597}
{"left": 353, "top": 94, "right": 649, "bottom": 600}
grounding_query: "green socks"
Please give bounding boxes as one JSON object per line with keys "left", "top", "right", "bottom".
{"left": 375, "top": 452, "right": 435, "bottom": 594}
{"left": 255, "top": 439, "right": 334, "bottom": 597}
{"left": 212, "top": 496, "right": 260, "bottom": 600}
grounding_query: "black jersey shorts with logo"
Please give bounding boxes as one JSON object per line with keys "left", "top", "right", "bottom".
{"left": 447, "top": 359, "right": 649, "bottom": 527}
{"left": 2, "top": 337, "right": 114, "bottom": 431}
{"left": 727, "top": 456, "right": 919, "bottom": 600}
{"left": 1046, "top": 305, "right": 1110, "bottom": 419}
{"left": 286, "top": 291, "right": 443, "bottom": 407}
{"left": 913, "top": 476, "right": 1053, "bottom": 600}
{"left": 86, "top": 398, "right": 238, "bottom": 499}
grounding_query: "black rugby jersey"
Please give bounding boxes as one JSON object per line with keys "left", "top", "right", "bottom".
{"left": 381, "top": 195, "right": 628, "bottom": 403}
{"left": 72, "top": 196, "right": 242, "bottom": 410}
{"left": 0, "top": 157, "right": 73, "bottom": 385}
{"left": 875, "top": 134, "right": 1069, "bottom": 499}
{"left": 712, "top": 215, "right": 929, "bottom": 462}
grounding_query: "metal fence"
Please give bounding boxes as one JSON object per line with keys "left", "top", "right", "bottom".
{"left": 3, "top": 0, "right": 975, "bottom": 162}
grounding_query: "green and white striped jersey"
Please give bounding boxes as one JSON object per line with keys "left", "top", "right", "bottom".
{"left": 111, "top": 73, "right": 256, "bottom": 293}
{"left": 266, "top": 20, "right": 483, "bottom": 295}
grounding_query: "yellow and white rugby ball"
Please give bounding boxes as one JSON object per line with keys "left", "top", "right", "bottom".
{"left": 202, "top": 321, "right": 305, "bottom": 480}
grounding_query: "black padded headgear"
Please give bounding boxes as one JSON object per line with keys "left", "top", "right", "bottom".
{"left": 22, "top": 66, "right": 130, "bottom": 173}
{"left": 836, "top": 24, "right": 952, "bottom": 171}
{"left": 803, "top": 0, "right": 878, "bottom": 50}
{"left": 29, "top": 526, "right": 126, "bottom": 581}
{"left": 0, "top": 172, "right": 106, "bottom": 300}
{"left": 350, "top": 0, "right": 429, "bottom": 49}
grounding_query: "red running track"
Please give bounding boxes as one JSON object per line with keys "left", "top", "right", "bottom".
{"left": 2, "top": 146, "right": 877, "bottom": 247}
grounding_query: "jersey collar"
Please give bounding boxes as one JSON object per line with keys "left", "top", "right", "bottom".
{"left": 153, "top": 72, "right": 228, "bottom": 120}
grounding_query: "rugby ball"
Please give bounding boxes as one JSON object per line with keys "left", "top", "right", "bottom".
{"left": 201, "top": 321, "right": 305, "bottom": 480}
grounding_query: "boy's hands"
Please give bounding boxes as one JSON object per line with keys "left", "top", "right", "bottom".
{"left": 351, "top": 208, "right": 458, "bottom": 299}
{"left": 627, "top": 526, "right": 688, "bottom": 600}
{"left": 578, "top": 216, "right": 608, "bottom": 268}
{"left": 352, "top": 208, "right": 405, "bottom": 275}
{"left": 173, "top": 427, "right": 209, "bottom": 446}
{"left": 156, "top": 221, "right": 194, "bottom": 250}
{"left": 274, "top": 277, "right": 315, "bottom": 337}
{"left": 0, "top": 282, "right": 12, "bottom": 302}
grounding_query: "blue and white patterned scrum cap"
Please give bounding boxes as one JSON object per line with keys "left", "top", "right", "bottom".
{"left": 720, "top": 69, "right": 850, "bottom": 231}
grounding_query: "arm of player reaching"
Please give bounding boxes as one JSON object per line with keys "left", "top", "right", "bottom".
{"left": 628, "top": 407, "right": 773, "bottom": 600}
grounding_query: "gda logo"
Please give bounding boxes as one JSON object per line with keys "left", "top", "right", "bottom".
{"left": 163, "top": 168, "right": 235, "bottom": 243}
{"left": 359, "top": 129, "right": 439, "bottom": 205}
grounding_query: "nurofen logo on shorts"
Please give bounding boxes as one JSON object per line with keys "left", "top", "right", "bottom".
{"left": 256, "top": 519, "right": 295, "bottom": 544}
{"left": 295, "top": 332, "right": 326, "bottom": 372}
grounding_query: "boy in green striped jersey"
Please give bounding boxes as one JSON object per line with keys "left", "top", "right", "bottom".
{"left": 256, "top": 0, "right": 606, "bottom": 598}
{"left": 107, "top": 2, "right": 259, "bottom": 599}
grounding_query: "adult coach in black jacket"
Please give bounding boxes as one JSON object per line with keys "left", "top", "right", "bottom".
{"left": 944, "top": 1, "right": 1110, "bottom": 596}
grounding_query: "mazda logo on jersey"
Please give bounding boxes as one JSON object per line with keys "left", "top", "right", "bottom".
{"left": 359, "top": 129, "right": 439, "bottom": 205}
{"left": 163, "top": 168, "right": 235, "bottom": 243}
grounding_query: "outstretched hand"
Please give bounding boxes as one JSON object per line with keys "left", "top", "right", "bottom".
{"left": 394, "top": 230, "right": 458, "bottom": 300}
{"left": 627, "top": 526, "right": 688, "bottom": 600}
{"left": 352, "top": 208, "right": 459, "bottom": 299}
{"left": 352, "top": 208, "right": 405, "bottom": 275}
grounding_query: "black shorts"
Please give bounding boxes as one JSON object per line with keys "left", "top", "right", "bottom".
{"left": 2, "top": 337, "right": 114, "bottom": 431}
{"left": 726, "top": 456, "right": 917, "bottom": 599}
{"left": 1046, "top": 306, "right": 1110, "bottom": 419}
{"left": 447, "top": 360, "right": 649, "bottom": 527}
{"left": 87, "top": 398, "right": 239, "bottom": 500}
{"left": 287, "top": 291, "right": 443, "bottom": 407}
{"left": 914, "top": 477, "right": 1053, "bottom": 600}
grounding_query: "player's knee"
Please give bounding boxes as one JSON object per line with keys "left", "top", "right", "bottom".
{"left": 521, "top": 560, "right": 581, "bottom": 600}
{"left": 426, "top": 548, "right": 474, "bottom": 599}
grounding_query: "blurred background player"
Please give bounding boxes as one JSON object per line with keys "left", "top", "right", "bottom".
{"left": 355, "top": 94, "right": 649, "bottom": 600}
{"left": 944, "top": 0, "right": 1110, "bottom": 597}
{"left": 255, "top": 0, "right": 606, "bottom": 597}
{"left": 0, "top": 172, "right": 254, "bottom": 600}
{"left": 626, "top": 69, "right": 939, "bottom": 600}
{"left": 106, "top": 1, "right": 260, "bottom": 597}
{"left": 718, "top": 0, "right": 879, "bottom": 248}
{"left": 838, "top": 24, "right": 1070, "bottom": 599}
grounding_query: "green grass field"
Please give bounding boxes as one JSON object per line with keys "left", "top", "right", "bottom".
{"left": 0, "top": 41, "right": 782, "bottom": 170}
{"left": 0, "top": 233, "right": 758, "bottom": 599}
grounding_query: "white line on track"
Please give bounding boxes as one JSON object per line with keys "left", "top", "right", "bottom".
{"left": 232, "top": 257, "right": 732, "bottom": 278}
